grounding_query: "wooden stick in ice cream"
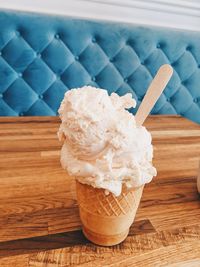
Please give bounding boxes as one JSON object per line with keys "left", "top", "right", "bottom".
{"left": 135, "top": 64, "right": 173, "bottom": 126}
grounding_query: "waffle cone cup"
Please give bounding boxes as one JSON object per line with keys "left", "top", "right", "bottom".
{"left": 76, "top": 180, "right": 144, "bottom": 246}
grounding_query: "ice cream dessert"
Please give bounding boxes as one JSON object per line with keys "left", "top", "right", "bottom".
{"left": 58, "top": 86, "right": 156, "bottom": 246}
{"left": 58, "top": 86, "right": 156, "bottom": 196}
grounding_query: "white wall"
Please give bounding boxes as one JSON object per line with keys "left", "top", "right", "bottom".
{"left": 0, "top": 0, "right": 200, "bottom": 31}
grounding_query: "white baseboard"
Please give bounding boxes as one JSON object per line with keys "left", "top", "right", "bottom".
{"left": 0, "top": 0, "right": 200, "bottom": 31}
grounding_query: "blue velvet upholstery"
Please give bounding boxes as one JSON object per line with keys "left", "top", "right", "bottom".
{"left": 0, "top": 10, "right": 200, "bottom": 123}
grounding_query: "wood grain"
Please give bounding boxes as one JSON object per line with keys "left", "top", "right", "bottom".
{"left": 0, "top": 115, "right": 200, "bottom": 266}
{"left": 28, "top": 225, "right": 200, "bottom": 267}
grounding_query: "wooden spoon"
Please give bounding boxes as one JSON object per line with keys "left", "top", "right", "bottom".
{"left": 135, "top": 64, "right": 173, "bottom": 126}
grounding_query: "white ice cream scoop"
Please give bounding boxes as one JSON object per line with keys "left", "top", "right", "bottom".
{"left": 58, "top": 86, "right": 157, "bottom": 196}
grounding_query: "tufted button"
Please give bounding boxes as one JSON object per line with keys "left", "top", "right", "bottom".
{"left": 56, "top": 74, "right": 60, "bottom": 80}
{"left": 141, "top": 61, "right": 145, "bottom": 65}
{"left": 16, "top": 31, "right": 20, "bottom": 37}
{"left": 55, "top": 34, "right": 60, "bottom": 39}
{"left": 91, "top": 77, "right": 96, "bottom": 82}
{"left": 157, "top": 43, "right": 161, "bottom": 49}
{"left": 110, "top": 57, "right": 114, "bottom": 62}
{"left": 194, "top": 98, "right": 198, "bottom": 103}
{"left": 19, "top": 112, "right": 24, "bottom": 116}
{"left": 182, "top": 80, "right": 187, "bottom": 86}
{"left": 18, "top": 72, "right": 22, "bottom": 77}
{"left": 167, "top": 98, "right": 170, "bottom": 102}
{"left": 124, "top": 78, "right": 128, "bottom": 83}
{"left": 39, "top": 95, "right": 43, "bottom": 99}
{"left": 92, "top": 37, "right": 96, "bottom": 43}
{"left": 75, "top": 55, "right": 79, "bottom": 61}
{"left": 126, "top": 40, "right": 132, "bottom": 46}
{"left": 186, "top": 45, "right": 192, "bottom": 51}
{"left": 0, "top": 51, "right": 2, "bottom": 56}
{"left": 0, "top": 93, "right": 3, "bottom": 98}
{"left": 37, "top": 53, "right": 41, "bottom": 58}
{"left": 171, "top": 62, "right": 176, "bottom": 67}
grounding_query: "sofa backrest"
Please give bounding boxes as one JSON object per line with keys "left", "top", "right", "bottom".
{"left": 0, "top": 10, "right": 200, "bottom": 123}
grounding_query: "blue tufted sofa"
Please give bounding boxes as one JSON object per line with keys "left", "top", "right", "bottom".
{"left": 0, "top": 10, "right": 200, "bottom": 124}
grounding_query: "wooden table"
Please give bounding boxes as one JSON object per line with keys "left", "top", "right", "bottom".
{"left": 0, "top": 116, "right": 200, "bottom": 267}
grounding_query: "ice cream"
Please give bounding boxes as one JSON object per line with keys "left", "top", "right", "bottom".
{"left": 58, "top": 86, "right": 156, "bottom": 196}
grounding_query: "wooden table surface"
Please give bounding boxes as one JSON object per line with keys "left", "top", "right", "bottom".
{"left": 0, "top": 115, "right": 200, "bottom": 267}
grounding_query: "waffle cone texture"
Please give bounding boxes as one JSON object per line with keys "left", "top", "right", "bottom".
{"left": 76, "top": 180, "right": 144, "bottom": 246}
